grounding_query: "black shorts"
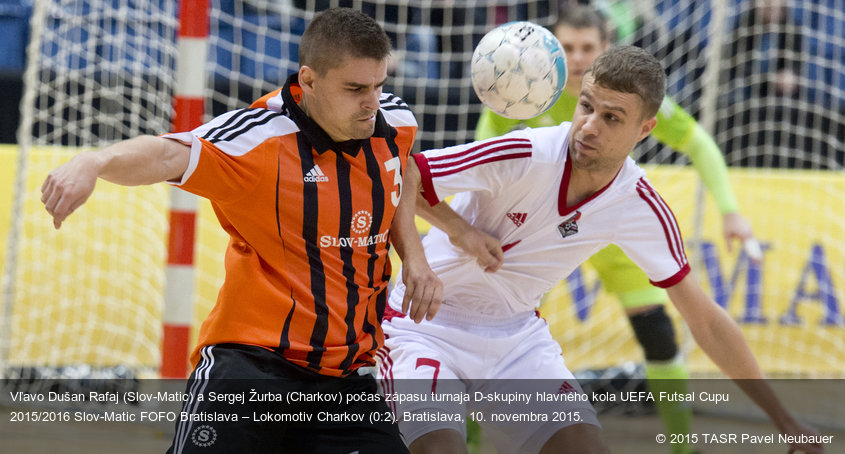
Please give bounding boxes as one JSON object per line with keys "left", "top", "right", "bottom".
{"left": 167, "top": 344, "right": 408, "bottom": 454}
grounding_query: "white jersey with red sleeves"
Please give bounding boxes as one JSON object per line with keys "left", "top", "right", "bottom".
{"left": 389, "top": 122, "right": 690, "bottom": 317}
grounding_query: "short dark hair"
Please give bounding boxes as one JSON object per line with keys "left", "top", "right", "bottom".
{"left": 556, "top": 5, "right": 610, "bottom": 42}
{"left": 584, "top": 45, "right": 665, "bottom": 119}
{"left": 299, "top": 8, "right": 391, "bottom": 74}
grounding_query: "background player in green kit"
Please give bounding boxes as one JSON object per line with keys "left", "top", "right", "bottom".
{"left": 475, "top": 6, "right": 757, "bottom": 454}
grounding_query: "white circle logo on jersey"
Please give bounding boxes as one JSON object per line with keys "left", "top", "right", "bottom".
{"left": 351, "top": 210, "right": 373, "bottom": 235}
{"left": 191, "top": 424, "right": 218, "bottom": 447}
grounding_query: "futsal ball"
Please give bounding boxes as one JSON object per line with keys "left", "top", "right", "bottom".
{"left": 471, "top": 21, "right": 567, "bottom": 120}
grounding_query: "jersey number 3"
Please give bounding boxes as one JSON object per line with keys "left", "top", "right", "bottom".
{"left": 384, "top": 156, "right": 402, "bottom": 207}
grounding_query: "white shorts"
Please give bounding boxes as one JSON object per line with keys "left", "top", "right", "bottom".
{"left": 377, "top": 305, "right": 600, "bottom": 453}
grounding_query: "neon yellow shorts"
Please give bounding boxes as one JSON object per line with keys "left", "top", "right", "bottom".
{"left": 587, "top": 244, "right": 667, "bottom": 309}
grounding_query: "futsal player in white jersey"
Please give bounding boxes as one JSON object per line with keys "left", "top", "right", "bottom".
{"left": 380, "top": 46, "right": 823, "bottom": 454}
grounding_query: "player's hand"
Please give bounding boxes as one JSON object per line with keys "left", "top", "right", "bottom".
{"left": 783, "top": 420, "right": 824, "bottom": 454}
{"left": 448, "top": 226, "right": 503, "bottom": 273}
{"left": 41, "top": 152, "right": 101, "bottom": 229}
{"left": 400, "top": 255, "right": 443, "bottom": 323}
{"left": 722, "top": 212, "right": 760, "bottom": 263}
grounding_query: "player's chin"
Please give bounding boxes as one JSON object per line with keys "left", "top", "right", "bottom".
{"left": 350, "top": 122, "right": 376, "bottom": 139}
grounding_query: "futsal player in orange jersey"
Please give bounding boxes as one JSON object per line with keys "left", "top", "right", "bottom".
{"left": 41, "top": 8, "right": 441, "bottom": 453}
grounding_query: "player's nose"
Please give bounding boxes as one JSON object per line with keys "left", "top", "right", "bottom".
{"left": 581, "top": 113, "right": 600, "bottom": 135}
{"left": 362, "top": 88, "right": 381, "bottom": 111}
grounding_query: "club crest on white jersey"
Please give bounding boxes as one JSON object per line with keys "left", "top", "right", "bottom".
{"left": 304, "top": 164, "right": 329, "bottom": 182}
{"left": 558, "top": 210, "right": 581, "bottom": 238}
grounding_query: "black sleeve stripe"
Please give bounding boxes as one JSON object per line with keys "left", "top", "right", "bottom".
{"left": 202, "top": 108, "right": 262, "bottom": 140}
{"left": 380, "top": 93, "right": 409, "bottom": 109}
{"left": 214, "top": 111, "right": 283, "bottom": 144}
{"left": 204, "top": 109, "right": 281, "bottom": 144}
{"left": 380, "top": 105, "right": 411, "bottom": 112}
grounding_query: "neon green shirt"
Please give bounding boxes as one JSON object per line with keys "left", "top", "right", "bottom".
{"left": 474, "top": 91, "right": 740, "bottom": 214}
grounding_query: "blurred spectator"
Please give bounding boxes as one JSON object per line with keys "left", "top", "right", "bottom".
{"left": 718, "top": 0, "right": 844, "bottom": 169}
{"left": 726, "top": 0, "right": 802, "bottom": 100}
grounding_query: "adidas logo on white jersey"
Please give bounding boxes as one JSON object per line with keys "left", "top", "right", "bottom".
{"left": 304, "top": 164, "right": 329, "bottom": 183}
{"left": 506, "top": 212, "right": 527, "bottom": 227}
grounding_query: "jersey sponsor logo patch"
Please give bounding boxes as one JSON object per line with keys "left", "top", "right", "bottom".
{"left": 319, "top": 232, "right": 390, "bottom": 248}
{"left": 558, "top": 210, "right": 581, "bottom": 238}
{"left": 304, "top": 164, "right": 329, "bottom": 182}
{"left": 351, "top": 210, "right": 374, "bottom": 235}
{"left": 506, "top": 212, "right": 527, "bottom": 227}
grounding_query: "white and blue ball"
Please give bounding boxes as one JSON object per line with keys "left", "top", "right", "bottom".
{"left": 471, "top": 21, "right": 567, "bottom": 120}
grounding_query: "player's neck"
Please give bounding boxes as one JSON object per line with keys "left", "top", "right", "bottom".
{"left": 567, "top": 165, "right": 621, "bottom": 206}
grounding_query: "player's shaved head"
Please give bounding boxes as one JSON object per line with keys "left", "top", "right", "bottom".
{"left": 299, "top": 8, "right": 392, "bottom": 74}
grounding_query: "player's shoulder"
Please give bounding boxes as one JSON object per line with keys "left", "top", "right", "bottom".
{"left": 379, "top": 92, "right": 417, "bottom": 128}
{"left": 612, "top": 158, "right": 653, "bottom": 199}
{"left": 472, "top": 123, "right": 568, "bottom": 182}
{"left": 195, "top": 107, "right": 298, "bottom": 156}
{"left": 513, "top": 122, "right": 571, "bottom": 164}
{"left": 619, "top": 157, "right": 647, "bottom": 182}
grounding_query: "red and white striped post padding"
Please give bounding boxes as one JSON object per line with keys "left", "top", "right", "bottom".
{"left": 161, "top": 0, "right": 208, "bottom": 379}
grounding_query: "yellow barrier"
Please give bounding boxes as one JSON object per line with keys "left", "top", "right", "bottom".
{"left": 1, "top": 145, "right": 167, "bottom": 367}
{"left": 0, "top": 146, "right": 17, "bottom": 281}
{"left": 2, "top": 146, "right": 843, "bottom": 376}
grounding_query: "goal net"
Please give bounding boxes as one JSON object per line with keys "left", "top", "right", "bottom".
{"left": 3, "top": 0, "right": 843, "bottom": 401}
{"left": 0, "top": 0, "right": 558, "bottom": 389}
{"left": 1, "top": 0, "right": 178, "bottom": 388}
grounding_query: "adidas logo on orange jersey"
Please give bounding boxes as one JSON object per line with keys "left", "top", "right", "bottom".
{"left": 506, "top": 212, "right": 527, "bottom": 227}
{"left": 304, "top": 164, "right": 329, "bottom": 183}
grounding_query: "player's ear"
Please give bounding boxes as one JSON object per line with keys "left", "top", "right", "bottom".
{"left": 298, "top": 66, "right": 316, "bottom": 94}
{"left": 638, "top": 116, "right": 657, "bottom": 141}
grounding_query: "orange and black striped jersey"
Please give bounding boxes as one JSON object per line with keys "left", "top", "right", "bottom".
{"left": 165, "top": 74, "right": 417, "bottom": 377}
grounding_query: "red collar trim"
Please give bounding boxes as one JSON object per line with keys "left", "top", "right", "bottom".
{"left": 558, "top": 150, "right": 619, "bottom": 216}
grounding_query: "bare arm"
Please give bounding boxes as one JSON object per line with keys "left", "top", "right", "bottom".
{"left": 390, "top": 157, "right": 443, "bottom": 323}
{"left": 667, "top": 275, "right": 823, "bottom": 453}
{"left": 41, "top": 135, "right": 190, "bottom": 229}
